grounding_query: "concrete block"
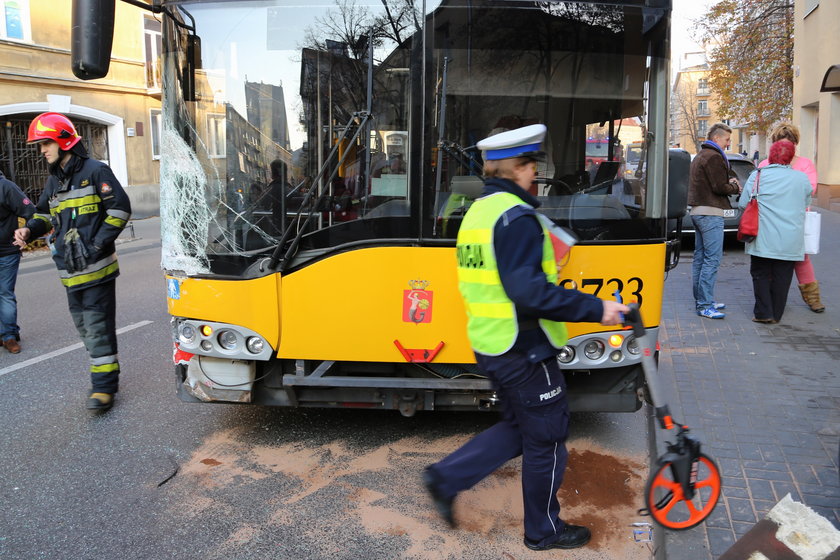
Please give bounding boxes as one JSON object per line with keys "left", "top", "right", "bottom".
{"left": 718, "top": 494, "right": 840, "bottom": 560}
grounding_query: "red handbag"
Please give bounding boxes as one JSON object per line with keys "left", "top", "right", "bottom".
{"left": 737, "top": 171, "right": 760, "bottom": 242}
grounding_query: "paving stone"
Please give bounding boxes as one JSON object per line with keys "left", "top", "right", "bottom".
{"left": 751, "top": 499, "right": 776, "bottom": 519}
{"left": 789, "top": 466, "right": 819, "bottom": 486}
{"left": 722, "top": 486, "right": 749, "bottom": 500}
{"left": 743, "top": 468, "right": 792, "bottom": 482}
{"left": 771, "top": 481, "right": 802, "bottom": 502}
{"left": 742, "top": 460, "right": 788, "bottom": 472}
{"left": 722, "top": 475, "right": 748, "bottom": 488}
{"left": 799, "top": 482, "right": 840, "bottom": 498}
{"left": 731, "top": 521, "right": 754, "bottom": 539}
{"left": 707, "top": 527, "right": 737, "bottom": 558}
{"left": 726, "top": 497, "right": 757, "bottom": 524}
{"left": 747, "top": 478, "right": 775, "bottom": 501}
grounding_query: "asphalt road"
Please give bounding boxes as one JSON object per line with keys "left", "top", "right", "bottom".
{"left": 0, "top": 218, "right": 654, "bottom": 560}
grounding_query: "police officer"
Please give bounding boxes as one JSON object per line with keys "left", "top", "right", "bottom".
{"left": 423, "top": 124, "right": 628, "bottom": 551}
{"left": 14, "top": 112, "right": 132, "bottom": 412}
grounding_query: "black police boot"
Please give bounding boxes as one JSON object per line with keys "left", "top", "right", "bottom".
{"left": 86, "top": 392, "right": 114, "bottom": 412}
{"left": 422, "top": 467, "right": 456, "bottom": 528}
{"left": 524, "top": 523, "right": 591, "bottom": 550}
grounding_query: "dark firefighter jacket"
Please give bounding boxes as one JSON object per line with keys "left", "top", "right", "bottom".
{"left": 25, "top": 155, "right": 132, "bottom": 292}
{"left": 0, "top": 170, "right": 36, "bottom": 257}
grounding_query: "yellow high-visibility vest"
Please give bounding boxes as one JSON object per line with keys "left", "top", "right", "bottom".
{"left": 456, "top": 191, "right": 568, "bottom": 355}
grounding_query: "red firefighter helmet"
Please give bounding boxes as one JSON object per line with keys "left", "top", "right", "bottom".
{"left": 27, "top": 112, "right": 82, "bottom": 150}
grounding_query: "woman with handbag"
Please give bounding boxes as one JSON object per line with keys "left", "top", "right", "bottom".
{"left": 739, "top": 140, "right": 812, "bottom": 324}
{"left": 758, "top": 123, "right": 824, "bottom": 312}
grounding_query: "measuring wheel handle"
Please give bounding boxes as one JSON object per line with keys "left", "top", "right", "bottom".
{"left": 622, "top": 303, "right": 674, "bottom": 430}
{"left": 624, "top": 303, "right": 723, "bottom": 530}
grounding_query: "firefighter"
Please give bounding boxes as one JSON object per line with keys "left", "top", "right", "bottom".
{"left": 423, "top": 124, "right": 628, "bottom": 550}
{"left": 14, "top": 112, "right": 132, "bottom": 412}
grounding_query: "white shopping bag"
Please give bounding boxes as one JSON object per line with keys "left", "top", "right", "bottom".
{"left": 804, "top": 210, "right": 821, "bottom": 255}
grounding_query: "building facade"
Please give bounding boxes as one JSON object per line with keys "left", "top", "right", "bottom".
{"left": 0, "top": 0, "right": 161, "bottom": 215}
{"left": 670, "top": 52, "right": 745, "bottom": 156}
{"left": 793, "top": 0, "right": 840, "bottom": 211}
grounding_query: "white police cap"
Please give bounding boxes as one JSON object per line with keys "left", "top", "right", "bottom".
{"left": 477, "top": 124, "right": 547, "bottom": 161}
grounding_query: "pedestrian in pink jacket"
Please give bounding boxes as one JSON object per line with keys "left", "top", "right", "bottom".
{"left": 758, "top": 123, "right": 824, "bottom": 313}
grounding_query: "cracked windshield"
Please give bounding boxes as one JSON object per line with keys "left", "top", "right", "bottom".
{"left": 159, "top": 1, "right": 667, "bottom": 276}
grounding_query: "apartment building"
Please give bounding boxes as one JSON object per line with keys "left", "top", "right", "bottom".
{"left": 670, "top": 52, "right": 745, "bottom": 156}
{"left": 793, "top": 0, "right": 840, "bottom": 211}
{"left": 0, "top": 0, "right": 161, "bottom": 215}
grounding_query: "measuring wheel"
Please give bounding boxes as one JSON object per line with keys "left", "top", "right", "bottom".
{"left": 645, "top": 451, "right": 722, "bottom": 530}
{"left": 622, "top": 303, "right": 722, "bottom": 531}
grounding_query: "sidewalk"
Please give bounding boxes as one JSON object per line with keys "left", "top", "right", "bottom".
{"left": 657, "top": 209, "right": 840, "bottom": 558}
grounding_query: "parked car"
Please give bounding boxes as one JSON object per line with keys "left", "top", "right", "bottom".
{"left": 680, "top": 152, "right": 756, "bottom": 238}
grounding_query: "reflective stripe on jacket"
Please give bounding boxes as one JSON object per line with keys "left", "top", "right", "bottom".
{"left": 456, "top": 191, "right": 568, "bottom": 355}
{"left": 26, "top": 156, "right": 131, "bottom": 292}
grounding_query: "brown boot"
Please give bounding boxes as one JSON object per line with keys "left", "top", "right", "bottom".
{"left": 798, "top": 281, "right": 826, "bottom": 313}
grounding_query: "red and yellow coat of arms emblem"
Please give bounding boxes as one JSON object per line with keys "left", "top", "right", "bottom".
{"left": 403, "top": 280, "right": 432, "bottom": 324}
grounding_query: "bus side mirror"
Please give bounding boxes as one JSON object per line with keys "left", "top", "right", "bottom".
{"left": 183, "top": 35, "right": 202, "bottom": 102}
{"left": 666, "top": 149, "right": 690, "bottom": 219}
{"left": 72, "top": 0, "right": 116, "bottom": 80}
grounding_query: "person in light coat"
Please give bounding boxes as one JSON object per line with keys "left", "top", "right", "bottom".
{"left": 738, "top": 140, "right": 811, "bottom": 324}
{"left": 757, "top": 123, "right": 824, "bottom": 312}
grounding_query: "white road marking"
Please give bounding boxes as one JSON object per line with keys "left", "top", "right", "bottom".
{"left": 0, "top": 320, "right": 154, "bottom": 378}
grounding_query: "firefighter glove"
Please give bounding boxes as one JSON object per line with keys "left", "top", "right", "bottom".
{"left": 63, "top": 228, "right": 90, "bottom": 273}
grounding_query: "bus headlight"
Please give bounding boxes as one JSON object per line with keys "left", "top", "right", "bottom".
{"left": 583, "top": 339, "right": 605, "bottom": 360}
{"left": 218, "top": 330, "right": 238, "bottom": 350}
{"left": 557, "top": 346, "right": 575, "bottom": 364}
{"left": 246, "top": 336, "right": 264, "bottom": 354}
{"left": 626, "top": 336, "right": 640, "bottom": 355}
{"left": 178, "top": 323, "right": 196, "bottom": 344}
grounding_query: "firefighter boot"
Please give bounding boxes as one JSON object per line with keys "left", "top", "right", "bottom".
{"left": 86, "top": 392, "right": 114, "bottom": 411}
{"left": 798, "top": 281, "right": 825, "bottom": 313}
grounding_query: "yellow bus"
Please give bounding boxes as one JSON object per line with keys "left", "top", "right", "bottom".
{"left": 75, "top": 0, "right": 684, "bottom": 416}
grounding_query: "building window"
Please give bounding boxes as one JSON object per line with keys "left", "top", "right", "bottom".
{"left": 1, "top": 0, "right": 31, "bottom": 41}
{"left": 697, "top": 78, "right": 709, "bottom": 96}
{"left": 150, "top": 109, "right": 162, "bottom": 160}
{"left": 207, "top": 114, "right": 226, "bottom": 158}
{"left": 144, "top": 16, "right": 162, "bottom": 90}
{"left": 697, "top": 100, "right": 709, "bottom": 116}
{"left": 697, "top": 119, "right": 708, "bottom": 138}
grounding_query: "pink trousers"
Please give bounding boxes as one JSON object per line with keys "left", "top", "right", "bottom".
{"left": 795, "top": 254, "right": 816, "bottom": 284}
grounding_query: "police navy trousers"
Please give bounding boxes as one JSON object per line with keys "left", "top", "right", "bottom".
{"left": 428, "top": 352, "right": 570, "bottom": 547}
{"left": 66, "top": 279, "right": 120, "bottom": 394}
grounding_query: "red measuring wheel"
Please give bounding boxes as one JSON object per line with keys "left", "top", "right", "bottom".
{"left": 645, "top": 452, "right": 722, "bottom": 530}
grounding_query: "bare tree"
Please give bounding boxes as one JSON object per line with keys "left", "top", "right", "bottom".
{"left": 302, "top": 0, "right": 374, "bottom": 59}
{"left": 303, "top": 0, "right": 421, "bottom": 60}
{"left": 672, "top": 74, "right": 702, "bottom": 152}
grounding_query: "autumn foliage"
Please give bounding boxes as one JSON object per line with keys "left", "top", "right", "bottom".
{"left": 694, "top": 0, "right": 794, "bottom": 131}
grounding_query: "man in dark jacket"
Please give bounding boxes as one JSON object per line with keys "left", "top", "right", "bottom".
{"left": 0, "top": 170, "right": 36, "bottom": 353}
{"left": 14, "top": 112, "right": 131, "bottom": 411}
{"left": 688, "top": 122, "right": 741, "bottom": 319}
